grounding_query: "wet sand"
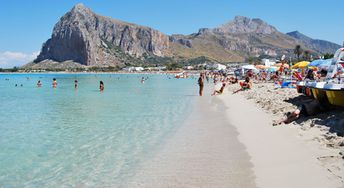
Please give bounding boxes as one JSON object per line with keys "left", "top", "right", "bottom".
{"left": 124, "top": 91, "right": 256, "bottom": 187}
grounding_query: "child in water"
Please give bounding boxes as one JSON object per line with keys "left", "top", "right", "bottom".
{"left": 99, "top": 81, "right": 104, "bottom": 91}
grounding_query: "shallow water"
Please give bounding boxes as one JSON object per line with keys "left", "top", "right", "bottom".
{"left": 0, "top": 73, "right": 197, "bottom": 187}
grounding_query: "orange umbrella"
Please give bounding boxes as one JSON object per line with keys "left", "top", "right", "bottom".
{"left": 255, "top": 65, "right": 268, "bottom": 69}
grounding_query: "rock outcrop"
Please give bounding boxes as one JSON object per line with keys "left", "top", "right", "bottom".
{"left": 35, "top": 3, "right": 169, "bottom": 66}
{"left": 216, "top": 16, "right": 277, "bottom": 35}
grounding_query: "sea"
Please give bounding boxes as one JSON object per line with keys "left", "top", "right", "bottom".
{"left": 0, "top": 73, "right": 198, "bottom": 187}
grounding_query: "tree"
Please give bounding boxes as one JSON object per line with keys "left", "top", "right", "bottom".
{"left": 323, "top": 53, "right": 334, "bottom": 59}
{"left": 247, "top": 56, "right": 260, "bottom": 64}
{"left": 166, "top": 63, "right": 182, "bottom": 70}
{"left": 303, "top": 50, "right": 310, "bottom": 61}
{"left": 11, "top": 66, "right": 19, "bottom": 72}
{"left": 294, "top": 45, "right": 303, "bottom": 61}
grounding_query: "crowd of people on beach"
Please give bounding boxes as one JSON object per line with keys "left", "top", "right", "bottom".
{"left": 196, "top": 62, "right": 335, "bottom": 126}
{"left": 197, "top": 69, "right": 257, "bottom": 97}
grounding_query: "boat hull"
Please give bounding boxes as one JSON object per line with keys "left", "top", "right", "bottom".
{"left": 323, "top": 83, "right": 344, "bottom": 107}
{"left": 296, "top": 81, "right": 305, "bottom": 93}
{"left": 309, "top": 82, "right": 326, "bottom": 101}
{"left": 325, "top": 90, "right": 344, "bottom": 107}
{"left": 311, "top": 88, "right": 327, "bottom": 101}
{"left": 305, "top": 87, "right": 313, "bottom": 97}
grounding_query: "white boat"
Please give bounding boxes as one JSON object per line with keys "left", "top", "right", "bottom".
{"left": 297, "top": 48, "right": 344, "bottom": 107}
{"left": 319, "top": 48, "right": 344, "bottom": 107}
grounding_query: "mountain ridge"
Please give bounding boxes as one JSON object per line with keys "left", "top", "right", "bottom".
{"left": 30, "top": 4, "right": 340, "bottom": 68}
{"left": 286, "top": 31, "right": 341, "bottom": 54}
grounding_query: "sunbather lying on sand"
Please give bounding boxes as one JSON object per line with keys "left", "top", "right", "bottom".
{"left": 273, "top": 99, "right": 331, "bottom": 126}
{"left": 233, "top": 77, "right": 252, "bottom": 94}
{"left": 228, "top": 76, "right": 238, "bottom": 84}
{"left": 212, "top": 83, "right": 226, "bottom": 96}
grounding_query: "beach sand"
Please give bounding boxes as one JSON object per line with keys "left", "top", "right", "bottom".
{"left": 226, "top": 82, "right": 344, "bottom": 187}
{"left": 220, "top": 91, "right": 343, "bottom": 188}
{"left": 124, "top": 83, "right": 343, "bottom": 188}
{"left": 124, "top": 88, "right": 256, "bottom": 188}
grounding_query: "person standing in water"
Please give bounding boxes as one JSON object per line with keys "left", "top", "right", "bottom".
{"left": 37, "top": 80, "right": 42, "bottom": 87}
{"left": 141, "top": 77, "right": 145, "bottom": 84}
{"left": 198, "top": 73, "right": 204, "bottom": 96}
{"left": 99, "top": 81, "right": 104, "bottom": 92}
{"left": 74, "top": 80, "right": 78, "bottom": 89}
{"left": 52, "top": 78, "right": 57, "bottom": 88}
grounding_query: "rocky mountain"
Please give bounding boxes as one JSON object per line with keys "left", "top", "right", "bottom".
{"left": 35, "top": 3, "right": 169, "bottom": 66}
{"left": 30, "top": 4, "right": 341, "bottom": 68}
{"left": 286, "top": 31, "right": 341, "bottom": 54}
{"left": 167, "top": 16, "right": 302, "bottom": 62}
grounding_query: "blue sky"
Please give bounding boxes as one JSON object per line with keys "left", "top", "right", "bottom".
{"left": 0, "top": 0, "right": 343, "bottom": 68}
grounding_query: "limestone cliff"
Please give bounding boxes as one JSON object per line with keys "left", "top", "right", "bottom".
{"left": 35, "top": 3, "right": 169, "bottom": 66}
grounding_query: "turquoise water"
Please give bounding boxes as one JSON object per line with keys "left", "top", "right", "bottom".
{"left": 0, "top": 73, "right": 197, "bottom": 187}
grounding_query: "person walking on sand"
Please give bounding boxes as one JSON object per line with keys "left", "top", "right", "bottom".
{"left": 198, "top": 73, "right": 204, "bottom": 96}
{"left": 52, "top": 78, "right": 57, "bottom": 88}
{"left": 99, "top": 81, "right": 104, "bottom": 92}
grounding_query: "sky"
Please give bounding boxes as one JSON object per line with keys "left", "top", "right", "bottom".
{"left": 0, "top": 0, "right": 343, "bottom": 68}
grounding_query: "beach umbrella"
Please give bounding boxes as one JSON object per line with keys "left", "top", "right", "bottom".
{"left": 309, "top": 59, "right": 332, "bottom": 67}
{"left": 318, "top": 62, "right": 332, "bottom": 71}
{"left": 292, "top": 61, "right": 310, "bottom": 69}
{"left": 255, "top": 64, "right": 268, "bottom": 69}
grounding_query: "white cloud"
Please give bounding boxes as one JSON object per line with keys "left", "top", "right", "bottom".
{"left": 0, "top": 51, "right": 39, "bottom": 68}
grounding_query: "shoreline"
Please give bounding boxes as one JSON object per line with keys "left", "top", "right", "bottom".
{"left": 125, "top": 82, "right": 343, "bottom": 187}
{"left": 124, "top": 86, "right": 256, "bottom": 187}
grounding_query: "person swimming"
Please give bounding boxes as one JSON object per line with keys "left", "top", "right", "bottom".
{"left": 99, "top": 81, "right": 104, "bottom": 91}
{"left": 37, "top": 80, "right": 42, "bottom": 87}
{"left": 52, "top": 78, "right": 57, "bottom": 88}
{"left": 74, "top": 80, "right": 78, "bottom": 89}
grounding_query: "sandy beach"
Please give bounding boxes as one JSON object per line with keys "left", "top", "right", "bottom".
{"left": 124, "top": 83, "right": 343, "bottom": 188}
{"left": 226, "top": 82, "right": 344, "bottom": 186}
{"left": 221, "top": 89, "right": 343, "bottom": 188}
{"left": 124, "top": 86, "right": 256, "bottom": 187}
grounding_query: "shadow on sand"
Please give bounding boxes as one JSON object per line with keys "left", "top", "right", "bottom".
{"left": 284, "top": 95, "right": 344, "bottom": 137}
